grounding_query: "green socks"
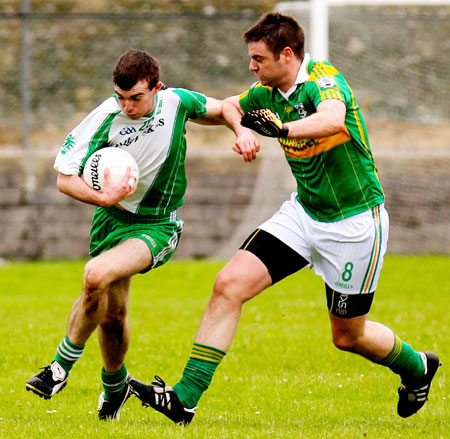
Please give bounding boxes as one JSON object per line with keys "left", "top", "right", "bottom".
{"left": 378, "top": 335, "right": 425, "bottom": 384}
{"left": 173, "top": 343, "right": 226, "bottom": 409}
{"left": 53, "top": 336, "right": 128, "bottom": 402}
{"left": 101, "top": 365, "right": 128, "bottom": 402}
{"left": 54, "top": 336, "right": 85, "bottom": 374}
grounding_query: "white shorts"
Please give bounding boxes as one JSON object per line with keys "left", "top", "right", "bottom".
{"left": 259, "top": 193, "right": 389, "bottom": 294}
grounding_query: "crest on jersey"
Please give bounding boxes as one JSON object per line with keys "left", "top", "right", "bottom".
{"left": 317, "top": 76, "right": 336, "bottom": 89}
{"left": 61, "top": 133, "right": 76, "bottom": 155}
{"left": 294, "top": 103, "right": 308, "bottom": 119}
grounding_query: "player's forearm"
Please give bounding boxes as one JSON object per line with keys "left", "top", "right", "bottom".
{"left": 222, "top": 100, "right": 249, "bottom": 136}
{"left": 190, "top": 117, "right": 224, "bottom": 126}
{"left": 286, "top": 99, "right": 346, "bottom": 139}
{"left": 57, "top": 173, "right": 115, "bottom": 207}
{"left": 195, "top": 97, "right": 225, "bottom": 125}
{"left": 285, "top": 112, "right": 344, "bottom": 139}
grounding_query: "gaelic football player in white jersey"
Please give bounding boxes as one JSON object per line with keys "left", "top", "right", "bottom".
{"left": 25, "top": 49, "right": 229, "bottom": 420}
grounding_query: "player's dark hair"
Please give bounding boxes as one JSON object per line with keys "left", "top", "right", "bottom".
{"left": 113, "top": 49, "right": 160, "bottom": 91}
{"left": 244, "top": 12, "right": 305, "bottom": 60}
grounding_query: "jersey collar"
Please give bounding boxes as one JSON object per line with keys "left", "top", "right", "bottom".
{"left": 278, "top": 53, "right": 311, "bottom": 100}
{"left": 144, "top": 92, "right": 160, "bottom": 118}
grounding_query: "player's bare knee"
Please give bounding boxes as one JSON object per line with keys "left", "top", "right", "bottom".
{"left": 332, "top": 331, "right": 360, "bottom": 352}
{"left": 83, "top": 260, "right": 110, "bottom": 291}
{"left": 213, "top": 269, "right": 247, "bottom": 305}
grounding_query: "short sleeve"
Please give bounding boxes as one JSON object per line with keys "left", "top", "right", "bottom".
{"left": 54, "top": 98, "right": 119, "bottom": 175}
{"left": 238, "top": 82, "right": 272, "bottom": 114}
{"left": 306, "top": 61, "right": 348, "bottom": 108}
{"left": 171, "top": 88, "right": 207, "bottom": 119}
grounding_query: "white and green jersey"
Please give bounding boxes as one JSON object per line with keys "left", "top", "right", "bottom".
{"left": 239, "top": 54, "right": 385, "bottom": 222}
{"left": 54, "top": 88, "right": 207, "bottom": 215}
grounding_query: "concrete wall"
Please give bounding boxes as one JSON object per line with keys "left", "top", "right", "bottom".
{"left": 0, "top": 147, "right": 449, "bottom": 263}
{"left": 0, "top": 148, "right": 260, "bottom": 261}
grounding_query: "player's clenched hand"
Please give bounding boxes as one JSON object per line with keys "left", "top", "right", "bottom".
{"left": 241, "top": 109, "right": 289, "bottom": 138}
{"left": 101, "top": 167, "right": 137, "bottom": 206}
{"left": 233, "top": 129, "right": 261, "bottom": 162}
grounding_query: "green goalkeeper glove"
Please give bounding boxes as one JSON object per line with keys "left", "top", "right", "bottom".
{"left": 241, "top": 109, "right": 289, "bottom": 138}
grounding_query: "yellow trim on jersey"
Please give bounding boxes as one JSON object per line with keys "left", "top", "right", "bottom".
{"left": 350, "top": 93, "right": 369, "bottom": 153}
{"left": 239, "top": 83, "right": 272, "bottom": 102}
{"left": 309, "top": 62, "right": 344, "bottom": 102}
{"left": 256, "top": 83, "right": 272, "bottom": 90}
{"left": 281, "top": 130, "right": 352, "bottom": 159}
{"left": 322, "top": 89, "right": 343, "bottom": 101}
{"left": 239, "top": 90, "right": 250, "bottom": 101}
{"left": 309, "top": 62, "right": 340, "bottom": 79}
{"left": 347, "top": 96, "right": 384, "bottom": 195}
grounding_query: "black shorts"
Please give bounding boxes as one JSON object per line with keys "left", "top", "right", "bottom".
{"left": 326, "top": 285, "right": 375, "bottom": 319}
{"left": 240, "top": 228, "right": 308, "bottom": 284}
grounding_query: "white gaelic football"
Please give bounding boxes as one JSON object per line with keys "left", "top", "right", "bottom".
{"left": 82, "top": 147, "right": 139, "bottom": 191}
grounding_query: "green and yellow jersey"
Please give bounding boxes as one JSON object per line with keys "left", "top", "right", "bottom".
{"left": 239, "top": 54, "right": 385, "bottom": 222}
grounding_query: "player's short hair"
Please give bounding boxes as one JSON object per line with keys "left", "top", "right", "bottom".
{"left": 244, "top": 12, "right": 305, "bottom": 60}
{"left": 113, "top": 49, "right": 160, "bottom": 91}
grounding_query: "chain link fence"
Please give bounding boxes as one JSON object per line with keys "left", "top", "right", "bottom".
{"left": 1, "top": 8, "right": 449, "bottom": 148}
{"left": 0, "top": 8, "right": 449, "bottom": 258}
{"left": 0, "top": 12, "right": 262, "bottom": 147}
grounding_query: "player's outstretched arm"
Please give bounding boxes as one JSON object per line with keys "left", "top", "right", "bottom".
{"left": 56, "top": 168, "right": 137, "bottom": 207}
{"left": 221, "top": 98, "right": 345, "bottom": 160}
{"left": 191, "top": 97, "right": 225, "bottom": 125}
{"left": 240, "top": 100, "right": 346, "bottom": 140}
{"left": 223, "top": 95, "right": 260, "bottom": 162}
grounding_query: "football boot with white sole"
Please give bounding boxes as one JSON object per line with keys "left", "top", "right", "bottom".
{"left": 26, "top": 361, "right": 68, "bottom": 399}
{"left": 128, "top": 375, "right": 196, "bottom": 425}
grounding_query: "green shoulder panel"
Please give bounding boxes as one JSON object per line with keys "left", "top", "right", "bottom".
{"left": 78, "top": 111, "right": 120, "bottom": 176}
{"left": 171, "top": 88, "right": 207, "bottom": 119}
{"left": 239, "top": 82, "right": 273, "bottom": 114}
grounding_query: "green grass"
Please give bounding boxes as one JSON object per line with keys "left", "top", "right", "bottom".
{"left": 0, "top": 255, "right": 449, "bottom": 439}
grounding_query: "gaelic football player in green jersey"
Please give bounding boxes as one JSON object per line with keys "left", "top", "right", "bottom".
{"left": 129, "top": 13, "right": 440, "bottom": 424}
{"left": 25, "top": 49, "right": 227, "bottom": 420}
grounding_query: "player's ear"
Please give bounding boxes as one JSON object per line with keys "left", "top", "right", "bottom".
{"left": 154, "top": 81, "right": 164, "bottom": 92}
{"left": 280, "top": 47, "right": 293, "bottom": 62}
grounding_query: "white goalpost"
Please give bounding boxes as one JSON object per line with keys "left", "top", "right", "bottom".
{"left": 274, "top": 0, "right": 449, "bottom": 123}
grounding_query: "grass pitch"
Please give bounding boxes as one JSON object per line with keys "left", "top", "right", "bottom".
{"left": 0, "top": 255, "right": 448, "bottom": 439}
